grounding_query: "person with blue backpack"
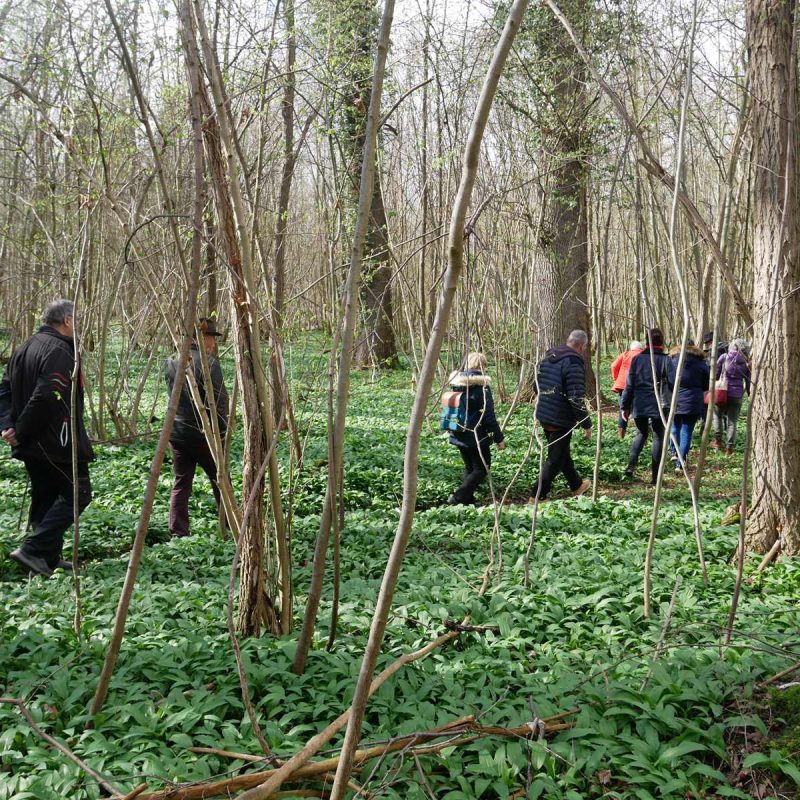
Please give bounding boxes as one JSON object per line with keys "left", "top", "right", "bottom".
{"left": 441, "top": 352, "right": 505, "bottom": 505}
{"left": 529, "top": 330, "right": 592, "bottom": 502}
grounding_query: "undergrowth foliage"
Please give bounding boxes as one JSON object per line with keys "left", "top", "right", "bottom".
{"left": 0, "top": 347, "right": 796, "bottom": 799}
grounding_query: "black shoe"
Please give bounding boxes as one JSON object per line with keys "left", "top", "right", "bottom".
{"left": 446, "top": 494, "right": 459, "bottom": 506}
{"left": 10, "top": 549, "right": 53, "bottom": 577}
{"left": 55, "top": 559, "right": 74, "bottom": 572}
{"left": 623, "top": 469, "right": 634, "bottom": 480}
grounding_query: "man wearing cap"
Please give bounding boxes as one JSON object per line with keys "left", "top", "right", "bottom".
{"left": 165, "top": 318, "right": 229, "bottom": 538}
{"left": 0, "top": 299, "right": 94, "bottom": 576}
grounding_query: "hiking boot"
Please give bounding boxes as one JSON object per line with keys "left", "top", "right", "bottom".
{"left": 55, "top": 559, "right": 74, "bottom": 572}
{"left": 10, "top": 549, "right": 53, "bottom": 577}
{"left": 711, "top": 439, "right": 722, "bottom": 450}
{"left": 623, "top": 468, "right": 634, "bottom": 480}
{"left": 571, "top": 479, "right": 591, "bottom": 497}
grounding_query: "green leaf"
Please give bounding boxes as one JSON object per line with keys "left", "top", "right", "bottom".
{"left": 657, "top": 740, "right": 707, "bottom": 763}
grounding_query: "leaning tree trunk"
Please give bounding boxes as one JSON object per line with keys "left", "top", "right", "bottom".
{"left": 185, "top": 0, "right": 287, "bottom": 634}
{"left": 744, "top": 0, "right": 800, "bottom": 554}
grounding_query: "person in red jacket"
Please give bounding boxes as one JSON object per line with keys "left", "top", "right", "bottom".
{"left": 610, "top": 340, "right": 643, "bottom": 438}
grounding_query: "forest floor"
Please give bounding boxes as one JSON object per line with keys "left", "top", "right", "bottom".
{"left": 1, "top": 343, "right": 799, "bottom": 800}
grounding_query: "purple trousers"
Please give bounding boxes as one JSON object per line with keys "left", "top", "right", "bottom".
{"left": 169, "top": 442, "right": 220, "bottom": 537}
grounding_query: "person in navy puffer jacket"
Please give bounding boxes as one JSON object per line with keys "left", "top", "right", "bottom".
{"left": 446, "top": 352, "right": 505, "bottom": 505}
{"left": 529, "top": 330, "right": 592, "bottom": 501}
{"left": 669, "top": 343, "right": 710, "bottom": 470}
{"left": 621, "top": 328, "right": 676, "bottom": 484}
{"left": 713, "top": 339, "right": 751, "bottom": 455}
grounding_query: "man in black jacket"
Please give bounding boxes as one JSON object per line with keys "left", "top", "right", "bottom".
{"left": 529, "top": 330, "right": 592, "bottom": 501}
{"left": 165, "top": 318, "right": 229, "bottom": 538}
{"left": 620, "top": 328, "right": 675, "bottom": 483}
{"left": 0, "top": 300, "right": 94, "bottom": 576}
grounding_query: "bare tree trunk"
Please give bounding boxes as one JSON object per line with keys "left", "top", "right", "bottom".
{"left": 745, "top": 0, "right": 800, "bottom": 554}
{"left": 273, "top": 0, "right": 296, "bottom": 327}
{"left": 187, "top": 0, "right": 290, "bottom": 634}
{"left": 290, "top": 0, "right": 395, "bottom": 674}
{"left": 327, "top": 2, "right": 529, "bottom": 795}
{"left": 90, "top": 0, "right": 203, "bottom": 717}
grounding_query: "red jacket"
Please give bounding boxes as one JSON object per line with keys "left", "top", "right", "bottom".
{"left": 611, "top": 348, "right": 643, "bottom": 393}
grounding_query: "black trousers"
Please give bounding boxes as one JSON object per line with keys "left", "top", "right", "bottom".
{"left": 21, "top": 458, "right": 92, "bottom": 568}
{"left": 452, "top": 445, "right": 491, "bottom": 504}
{"left": 628, "top": 416, "right": 666, "bottom": 482}
{"left": 169, "top": 441, "right": 220, "bottom": 537}
{"left": 531, "top": 428, "right": 582, "bottom": 499}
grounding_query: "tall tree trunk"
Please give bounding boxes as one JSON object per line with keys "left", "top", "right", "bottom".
{"left": 745, "top": 0, "right": 800, "bottom": 554}
{"left": 329, "top": 0, "right": 397, "bottom": 368}
{"left": 354, "top": 183, "right": 397, "bottom": 366}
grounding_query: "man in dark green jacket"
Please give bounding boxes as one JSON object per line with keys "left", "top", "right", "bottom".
{"left": 165, "top": 318, "right": 229, "bottom": 537}
{"left": 0, "top": 300, "right": 94, "bottom": 576}
{"left": 529, "top": 330, "right": 592, "bottom": 502}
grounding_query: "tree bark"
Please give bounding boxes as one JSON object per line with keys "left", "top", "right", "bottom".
{"left": 744, "top": 0, "right": 800, "bottom": 554}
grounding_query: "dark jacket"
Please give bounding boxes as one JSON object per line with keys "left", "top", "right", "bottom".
{"left": 534, "top": 345, "right": 591, "bottom": 431}
{"left": 447, "top": 370, "right": 504, "bottom": 450}
{"left": 621, "top": 347, "right": 676, "bottom": 419}
{"left": 671, "top": 347, "right": 710, "bottom": 417}
{"left": 717, "top": 351, "right": 751, "bottom": 400}
{"left": 0, "top": 326, "right": 94, "bottom": 463}
{"left": 165, "top": 345, "right": 229, "bottom": 449}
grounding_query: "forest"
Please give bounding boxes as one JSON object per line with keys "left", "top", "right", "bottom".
{"left": 1, "top": 0, "right": 800, "bottom": 797}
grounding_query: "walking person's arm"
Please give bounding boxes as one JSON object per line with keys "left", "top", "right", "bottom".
{"left": 564, "top": 358, "right": 591, "bottom": 431}
{"left": 0, "top": 363, "right": 16, "bottom": 445}
{"left": 482, "top": 386, "right": 505, "bottom": 449}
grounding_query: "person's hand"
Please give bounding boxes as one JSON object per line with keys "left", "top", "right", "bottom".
{"left": 1, "top": 428, "right": 19, "bottom": 446}
{"left": 497, "top": 440, "right": 506, "bottom": 451}
{"left": 583, "top": 427, "right": 592, "bottom": 440}
{"left": 621, "top": 410, "right": 630, "bottom": 423}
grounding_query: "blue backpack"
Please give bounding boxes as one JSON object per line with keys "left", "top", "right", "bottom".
{"left": 440, "top": 390, "right": 466, "bottom": 432}
{"left": 440, "top": 384, "right": 485, "bottom": 433}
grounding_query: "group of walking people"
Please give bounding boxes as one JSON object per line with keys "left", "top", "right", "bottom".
{"left": 2, "top": 300, "right": 753, "bottom": 575}
{"left": 0, "top": 300, "right": 228, "bottom": 577}
{"left": 443, "top": 327, "right": 751, "bottom": 505}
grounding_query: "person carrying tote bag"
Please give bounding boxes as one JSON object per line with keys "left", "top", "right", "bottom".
{"left": 712, "top": 339, "right": 751, "bottom": 455}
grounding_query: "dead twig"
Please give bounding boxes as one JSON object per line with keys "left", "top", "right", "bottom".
{"left": 0, "top": 697, "right": 122, "bottom": 797}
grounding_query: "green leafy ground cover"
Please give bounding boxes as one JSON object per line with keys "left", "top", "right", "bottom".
{"left": 1, "top": 345, "right": 798, "bottom": 799}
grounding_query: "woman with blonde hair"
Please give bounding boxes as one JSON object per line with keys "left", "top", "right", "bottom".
{"left": 444, "top": 352, "right": 505, "bottom": 505}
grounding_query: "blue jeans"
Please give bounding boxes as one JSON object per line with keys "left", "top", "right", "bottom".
{"left": 670, "top": 414, "right": 700, "bottom": 463}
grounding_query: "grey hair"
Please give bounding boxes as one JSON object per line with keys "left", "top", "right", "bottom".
{"left": 42, "top": 299, "right": 75, "bottom": 326}
{"left": 630, "top": 340, "right": 643, "bottom": 350}
{"left": 730, "top": 338, "right": 750, "bottom": 355}
{"left": 567, "top": 329, "right": 588, "bottom": 348}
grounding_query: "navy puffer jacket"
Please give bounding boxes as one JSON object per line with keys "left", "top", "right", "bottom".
{"left": 534, "top": 346, "right": 591, "bottom": 430}
{"left": 447, "top": 370, "right": 504, "bottom": 450}
{"left": 672, "top": 348, "right": 710, "bottom": 417}
{"left": 621, "top": 348, "right": 676, "bottom": 419}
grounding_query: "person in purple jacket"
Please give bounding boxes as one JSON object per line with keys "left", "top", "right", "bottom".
{"left": 713, "top": 339, "right": 751, "bottom": 455}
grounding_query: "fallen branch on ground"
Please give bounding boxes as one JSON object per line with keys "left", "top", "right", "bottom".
{"left": 133, "top": 711, "right": 576, "bottom": 800}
